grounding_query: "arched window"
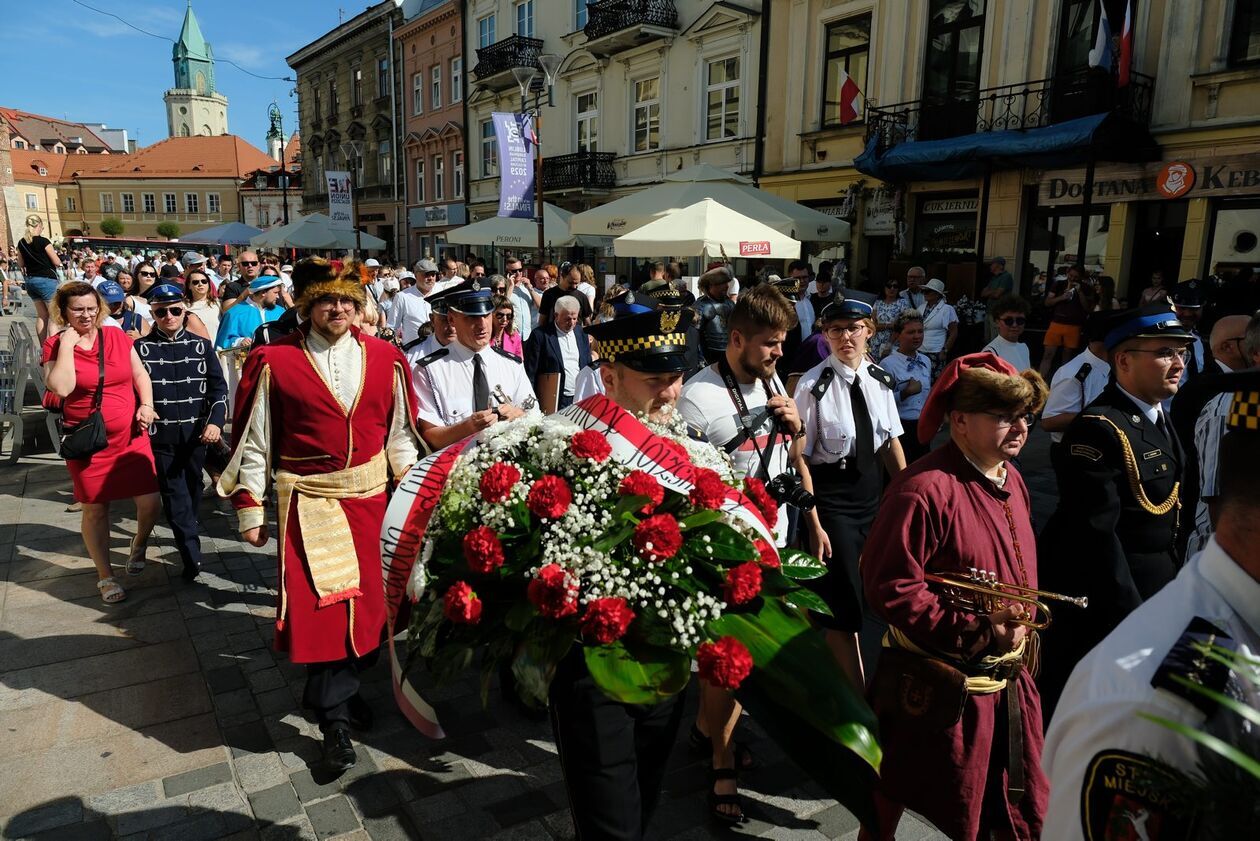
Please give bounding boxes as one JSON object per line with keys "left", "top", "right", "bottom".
{"left": 180, "top": 124, "right": 191, "bottom": 137}
{"left": 195, "top": 71, "right": 206, "bottom": 94}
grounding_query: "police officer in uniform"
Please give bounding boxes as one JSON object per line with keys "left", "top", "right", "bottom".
{"left": 1039, "top": 305, "right": 1194, "bottom": 719}
{"left": 412, "top": 277, "right": 537, "bottom": 451}
{"left": 135, "top": 283, "right": 228, "bottom": 579}
{"left": 637, "top": 278, "right": 703, "bottom": 377}
{"left": 1042, "top": 375, "right": 1260, "bottom": 840}
{"left": 551, "top": 305, "right": 699, "bottom": 841}
{"left": 793, "top": 291, "right": 905, "bottom": 684}
{"left": 402, "top": 283, "right": 456, "bottom": 365}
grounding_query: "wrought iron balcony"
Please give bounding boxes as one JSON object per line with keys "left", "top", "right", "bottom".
{"left": 472, "top": 35, "right": 545, "bottom": 92}
{"left": 865, "top": 72, "right": 1155, "bottom": 155}
{"left": 583, "top": 0, "right": 679, "bottom": 58}
{"left": 543, "top": 151, "right": 617, "bottom": 192}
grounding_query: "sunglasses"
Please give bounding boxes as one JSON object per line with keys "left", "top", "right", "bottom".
{"left": 189, "top": 278, "right": 209, "bottom": 285}
{"left": 495, "top": 312, "right": 514, "bottom": 320}
{"left": 239, "top": 260, "right": 259, "bottom": 266}
{"left": 492, "top": 285, "right": 507, "bottom": 293}
{"left": 153, "top": 306, "right": 184, "bottom": 318}
{"left": 1000, "top": 317, "right": 1026, "bottom": 326}
{"left": 138, "top": 271, "right": 156, "bottom": 277}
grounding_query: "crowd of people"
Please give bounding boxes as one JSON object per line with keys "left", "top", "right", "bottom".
{"left": 16, "top": 200, "right": 1259, "bottom": 839}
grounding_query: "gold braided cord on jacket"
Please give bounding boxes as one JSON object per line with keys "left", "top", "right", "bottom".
{"left": 1081, "top": 414, "right": 1180, "bottom": 516}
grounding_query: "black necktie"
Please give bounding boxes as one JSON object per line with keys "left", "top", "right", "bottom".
{"left": 850, "top": 377, "right": 876, "bottom": 475}
{"left": 1155, "top": 410, "right": 1170, "bottom": 440}
{"left": 473, "top": 353, "right": 490, "bottom": 411}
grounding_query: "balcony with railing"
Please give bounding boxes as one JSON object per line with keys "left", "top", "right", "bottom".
{"left": 472, "top": 35, "right": 545, "bottom": 92}
{"left": 865, "top": 72, "right": 1156, "bottom": 156}
{"left": 543, "top": 151, "right": 617, "bottom": 193}
{"left": 583, "top": 0, "right": 679, "bottom": 58}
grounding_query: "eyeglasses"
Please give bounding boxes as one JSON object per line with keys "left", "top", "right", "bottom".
{"left": 1124, "top": 347, "right": 1190, "bottom": 362}
{"left": 189, "top": 278, "right": 209, "bottom": 285}
{"left": 238, "top": 260, "right": 259, "bottom": 266}
{"left": 495, "top": 312, "right": 514, "bottom": 321}
{"left": 138, "top": 271, "right": 156, "bottom": 277}
{"left": 981, "top": 411, "right": 1037, "bottom": 429}
{"left": 824, "top": 325, "right": 865, "bottom": 338}
{"left": 68, "top": 306, "right": 99, "bottom": 316}
{"left": 507, "top": 268, "right": 524, "bottom": 275}
{"left": 314, "top": 296, "right": 357, "bottom": 309}
{"left": 153, "top": 306, "right": 184, "bottom": 318}
{"left": 1000, "top": 317, "right": 1027, "bottom": 326}
{"left": 492, "top": 286, "right": 507, "bottom": 293}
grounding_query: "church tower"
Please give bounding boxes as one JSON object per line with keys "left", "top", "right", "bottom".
{"left": 164, "top": 3, "right": 229, "bottom": 137}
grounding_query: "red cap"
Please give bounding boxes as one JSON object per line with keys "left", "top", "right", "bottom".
{"left": 917, "top": 352, "right": 1020, "bottom": 444}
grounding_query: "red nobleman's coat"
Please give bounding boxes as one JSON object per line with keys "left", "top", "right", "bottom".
{"left": 225, "top": 324, "right": 420, "bottom": 664}
{"left": 861, "top": 441, "right": 1048, "bottom": 840}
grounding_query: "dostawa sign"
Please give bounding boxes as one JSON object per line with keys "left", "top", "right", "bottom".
{"left": 1040, "top": 154, "right": 1260, "bottom": 204}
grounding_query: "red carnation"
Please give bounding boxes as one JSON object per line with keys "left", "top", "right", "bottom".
{"left": 753, "top": 538, "right": 780, "bottom": 569}
{"left": 743, "top": 477, "right": 779, "bottom": 529}
{"left": 689, "top": 468, "right": 728, "bottom": 510}
{"left": 581, "top": 597, "right": 636, "bottom": 644}
{"left": 660, "top": 438, "right": 691, "bottom": 463}
{"left": 443, "top": 581, "right": 482, "bottom": 625}
{"left": 724, "top": 561, "right": 763, "bottom": 605}
{"left": 527, "top": 474, "right": 572, "bottom": 520}
{"left": 619, "top": 470, "right": 664, "bottom": 514}
{"left": 633, "top": 513, "right": 684, "bottom": 561}
{"left": 697, "top": 637, "right": 754, "bottom": 690}
{"left": 527, "top": 563, "right": 579, "bottom": 618}
{"left": 571, "top": 429, "right": 612, "bottom": 462}
{"left": 480, "top": 462, "right": 521, "bottom": 503}
{"left": 462, "top": 526, "right": 505, "bottom": 574}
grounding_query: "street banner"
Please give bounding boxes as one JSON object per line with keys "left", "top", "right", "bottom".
{"left": 493, "top": 112, "right": 536, "bottom": 219}
{"left": 326, "top": 170, "right": 353, "bottom": 231}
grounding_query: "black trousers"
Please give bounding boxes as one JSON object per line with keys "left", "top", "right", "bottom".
{"left": 548, "top": 652, "right": 686, "bottom": 841}
{"left": 304, "top": 649, "right": 379, "bottom": 732}
{"left": 152, "top": 438, "right": 208, "bottom": 569}
{"left": 897, "top": 419, "right": 931, "bottom": 464}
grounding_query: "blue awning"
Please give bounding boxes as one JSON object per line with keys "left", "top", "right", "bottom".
{"left": 854, "top": 112, "right": 1158, "bottom": 182}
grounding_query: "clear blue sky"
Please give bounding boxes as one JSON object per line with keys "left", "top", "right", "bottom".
{"left": 0, "top": 0, "right": 360, "bottom": 152}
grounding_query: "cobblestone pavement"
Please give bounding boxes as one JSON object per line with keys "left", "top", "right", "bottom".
{"left": 1, "top": 310, "right": 1058, "bottom": 840}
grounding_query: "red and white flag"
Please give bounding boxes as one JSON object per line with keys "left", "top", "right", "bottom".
{"left": 1117, "top": 0, "right": 1133, "bottom": 87}
{"left": 837, "top": 68, "right": 862, "bottom": 125}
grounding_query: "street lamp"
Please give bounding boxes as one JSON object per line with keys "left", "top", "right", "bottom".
{"left": 340, "top": 139, "right": 365, "bottom": 257}
{"left": 268, "top": 102, "right": 292, "bottom": 226}
{"left": 253, "top": 171, "right": 268, "bottom": 228}
{"left": 514, "top": 53, "right": 561, "bottom": 267}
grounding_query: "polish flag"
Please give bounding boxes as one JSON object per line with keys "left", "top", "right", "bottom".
{"left": 837, "top": 68, "right": 862, "bottom": 125}
{"left": 1117, "top": 1, "right": 1133, "bottom": 87}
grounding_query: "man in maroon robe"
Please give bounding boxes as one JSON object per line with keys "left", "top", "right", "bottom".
{"left": 218, "top": 259, "right": 423, "bottom": 772}
{"left": 860, "top": 353, "right": 1050, "bottom": 840}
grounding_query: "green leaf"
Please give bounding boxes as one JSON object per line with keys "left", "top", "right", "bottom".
{"left": 696, "top": 522, "right": 757, "bottom": 563}
{"left": 1163, "top": 674, "right": 1260, "bottom": 729}
{"left": 504, "top": 599, "right": 538, "bottom": 632}
{"left": 779, "top": 550, "right": 828, "bottom": 580}
{"left": 680, "top": 509, "right": 723, "bottom": 530}
{"left": 428, "top": 641, "right": 475, "bottom": 684}
{"left": 1139, "top": 712, "right": 1260, "bottom": 781}
{"left": 784, "top": 587, "right": 833, "bottom": 617}
{"left": 583, "top": 641, "right": 691, "bottom": 705}
{"left": 593, "top": 524, "right": 635, "bottom": 554}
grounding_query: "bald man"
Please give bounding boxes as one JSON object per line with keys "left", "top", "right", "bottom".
{"left": 1209, "top": 314, "right": 1252, "bottom": 374}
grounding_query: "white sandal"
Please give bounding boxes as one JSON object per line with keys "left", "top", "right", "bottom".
{"left": 125, "top": 536, "right": 147, "bottom": 576}
{"left": 97, "top": 577, "right": 126, "bottom": 604}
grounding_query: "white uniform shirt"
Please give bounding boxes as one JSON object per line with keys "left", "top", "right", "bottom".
{"left": 918, "top": 301, "right": 959, "bottom": 354}
{"left": 677, "top": 364, "right": 791, "bottom": 544}
{"left": 1042, "top": 347, "right": 1110, "bottom": 443}
{"left": 1188, "top": 391, "right": 1232, "bottom": 557}
{"left": 572, "top": 363, "right": 605, "bottom": 403}
{"left": 793, "top": 356, "right": 903, "bottom": 464}
{"left": 980, "top": 335, "right": 1031, "bottom": 372}
{"left": 413, "top": 340, "right": 536, "bottom": 427}
{"left": 404, "top": 333, "right": 444, "bottom": 366}
{"left": 390, "top": 286, "right": 432, "bottom": 345}
{"left": 556, "top": 327, "right": 580, "bottom": 398}
{"left": 879, "top": 349, "right": 932, "bottom": 420}
{"left": 1042, "top": 538, "right": 1260, "bottom": 841}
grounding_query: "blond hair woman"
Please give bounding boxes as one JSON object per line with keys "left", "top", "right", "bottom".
{"left": 15, "top": 213, "right": 63, "bottom": 341}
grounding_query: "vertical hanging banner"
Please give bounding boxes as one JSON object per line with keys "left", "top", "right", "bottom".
{"left": 326, "top": 170, "right": 353, "bottom": 230}
{"left": 494, "top": 112, "right": 536, "bottom": 219}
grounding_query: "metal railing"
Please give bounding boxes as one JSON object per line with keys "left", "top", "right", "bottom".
{"left": 543, "top": 151, "right": 617, "bottom": 191}
{"left": 865, "top": 72, "right": 1156, "bottom": 154}
{"left": 583, "top": 0, "right": 679, "bottom": 42}
{"left": 473, "top": 35, "right": 545, "bottom": 81}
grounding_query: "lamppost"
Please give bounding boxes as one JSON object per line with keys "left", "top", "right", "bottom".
{"left": 268, "top": 102, "right": 291, "bottom": 226}
{"left": 511, "top": 54, "right": 561, "bottom": 267}
{"left": 253, "top": 171, "right": 268, "bottom": 228}
{"left": 340, "top": 140, "right": 365, "bottom": 257}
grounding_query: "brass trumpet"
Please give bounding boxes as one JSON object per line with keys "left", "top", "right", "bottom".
{"left": 924, "top": 567, "right": 1088, "bottom": 630}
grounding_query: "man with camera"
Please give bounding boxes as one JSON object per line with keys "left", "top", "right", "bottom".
{"left": 677, "top": 283, "right": 829, "bottom": 825}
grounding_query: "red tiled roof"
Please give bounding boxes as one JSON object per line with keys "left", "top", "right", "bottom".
{"left": 1, "top": 108, "right": 112, "bottom": 152}
{"left": 9, "top": 149, "right": 74, "bottom": 183}
{"left": 284, "top": 132, "right": 301, "bottom": 167}
{"left": 70, "top": 135, "right": 278, "bottom": 180}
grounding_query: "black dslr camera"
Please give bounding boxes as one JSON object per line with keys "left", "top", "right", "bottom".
{"left": 765, "top": 468, "right": 815, "bottom": 512}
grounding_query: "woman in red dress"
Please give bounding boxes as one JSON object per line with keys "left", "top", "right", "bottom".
{"left": 42, "top": 282, "right": 160, "bottom": 604}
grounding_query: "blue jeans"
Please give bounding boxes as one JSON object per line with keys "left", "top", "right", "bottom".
{"left": 24, "top": 275, "right": 59, "bottom": 303}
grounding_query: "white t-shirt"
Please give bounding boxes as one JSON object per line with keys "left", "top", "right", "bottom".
{"left": 678, "top": 363, "right": 791, "bottom": 545}
{"left": 919, "top": 301, "right": 958, "bottom": 353}
{"left": 575, "top": 281, "right": 596, "bottom": 309}
{"left": 573, "top": 363, "right": 604, "bottom": 402}
{"left": 981, "top": 335, "right": 1031, "bottom": 372}
{"left": 556, "top": 327, "right": 580, "bottom": 398}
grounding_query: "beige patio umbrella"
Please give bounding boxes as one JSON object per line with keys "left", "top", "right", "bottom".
{"left": 445, "top": 203, "right": 611, "bottom": 248}
{"left": 613, "top": 199, "right": 801, "bottom": 259}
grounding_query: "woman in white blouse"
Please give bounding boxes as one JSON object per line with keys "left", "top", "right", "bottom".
{"left": 919, "top": 278, "right": 959, "bottom": 380}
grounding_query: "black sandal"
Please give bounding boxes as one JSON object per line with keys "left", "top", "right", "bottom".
{"left": 688, "top": 724, "right": 757, "bottom": 770}
{"left": 707, "top": 767, "right": 746, "bottom": 825}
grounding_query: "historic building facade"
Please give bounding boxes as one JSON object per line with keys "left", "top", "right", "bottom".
{"left": 164, "top": 4, "right": 230, "bottom": 138}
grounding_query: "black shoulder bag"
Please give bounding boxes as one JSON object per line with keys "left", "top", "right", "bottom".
{"left": 58, "top": 335, "right": 109, "bottom": 460}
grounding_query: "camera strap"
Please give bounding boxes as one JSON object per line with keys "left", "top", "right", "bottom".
{"left": 717, "top": 358, "right": 783, "bottom": 482}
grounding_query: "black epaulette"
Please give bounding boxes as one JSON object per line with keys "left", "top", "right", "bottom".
{"left": 415, "top": 347, "right": 448, "bottom": 368}
{"left": 866, "top": 363, "right": 894, "bottom": 389}
{"left": 1151, "top": 617, "right": 1235, "bottom": 716}
{"left": 1075, "top": 362, "right": 1092, "bottom": 383}
{"left": 686, "top": 425, "right": 708, "bottom": 443}
{"left": 492, "top": 345, "right": 522, "bottom": 364}
{"left": 402, "top": 336, "right": 425, "bottom": 352}
{"left": 810, "top": 366, "right": 836, "bottom": 401}
{"left": 587, "top": 358, "right": 604, "bottom": 369}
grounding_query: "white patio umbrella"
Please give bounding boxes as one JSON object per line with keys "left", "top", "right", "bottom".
{"left": 249, "top": 213, "right": 386, "bottom": 251}
{"left": 613, "top": 199, "right": 801, "bottom": 259}
{"left": 445, "top": 203, "right": 611, "bottom": 248}
{"left": 570, "top": 163, "right": 849, "bottom": 243}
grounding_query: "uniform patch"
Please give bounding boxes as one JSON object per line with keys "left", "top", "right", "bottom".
{"left": 492, "top": 345, "right": 522, "bottom": 363}
{"left": 416, "top": 348, "right": 449, "bottom": 367}
{"left": 866, "top": 363, "right": 894, "bottom": 389}
{"left": 1143, "top": 449, "right": 1162, "bottom": 460}
{"left": 1071, "top": 444, "right": 1103, "bottom": 461}
{"left": 1080, "top": 750, "right": 1197, "bottom": 840}
{"left": 1151, "top": 617, "right": 1235, "bottom": 715}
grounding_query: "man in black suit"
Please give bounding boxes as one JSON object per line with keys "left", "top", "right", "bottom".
{"left": 1038, "top": 305, "right": 1193, "bottom": 720}
{"left": 524, "top": 295, "right": 591, "bottom": 410}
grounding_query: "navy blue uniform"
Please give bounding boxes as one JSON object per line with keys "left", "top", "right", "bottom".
{"left": 136, "top": 326, "right": 228, "bottom": 576}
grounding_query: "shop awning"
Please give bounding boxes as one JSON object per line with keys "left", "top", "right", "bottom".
{"left": 854, "top": 112, "right": 1159, "bottom": 183}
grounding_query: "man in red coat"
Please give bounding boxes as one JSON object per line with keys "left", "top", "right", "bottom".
{"left": 218, "top": 258, "right": 423, "bottom": 772}
{"left": 860, "top": 354, "right": 1050, "bottom": 840}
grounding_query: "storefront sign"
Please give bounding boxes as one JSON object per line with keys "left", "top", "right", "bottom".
{"left": 1040, "top": 154, "right": 1260, "bottom": 204}
{"left": 921, "top": 197, "right": 979, "bottom": 214}
{"left": 408, "top": 204, "right": 467, "bottom": 229}
{"left": 864, "top": 190, "right": 897, "bottom": 236}
{"left": 326, "top": 170, "right": 352, "bottom": 230}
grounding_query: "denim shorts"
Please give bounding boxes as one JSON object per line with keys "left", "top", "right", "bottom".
{"left": 24, "top": 275, "right": 59, "bottom": 303}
